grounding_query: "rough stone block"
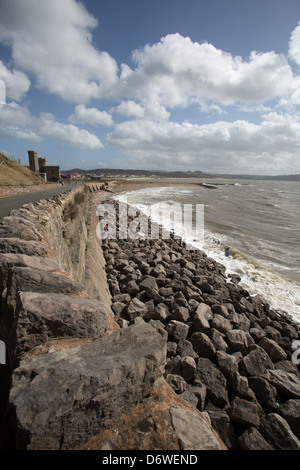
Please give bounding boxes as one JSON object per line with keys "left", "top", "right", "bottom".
{"left": 9, "top": 291, "right": 109, "bottom": 357}
{"left": 9, "top": 323, "right": 166, "bottom": 450}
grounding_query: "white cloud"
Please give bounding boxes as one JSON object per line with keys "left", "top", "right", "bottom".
{"left": 107, "top": 114, "right": 300, "bottom": 175}
{"left": 69, "top": 105, "right": 114, "bottom": 126}
{"left": 110, "top": 99, "right": 170, "bottom": 121}
{"left": 0, "top": 102, "right": 104, "bottom": 150}
{"left": 0, "top": 60, "right": 30, "bottom": 101}
{"left": 111, "top": 100, "right": 145, "bottom": 118}
{"left": 289, "top": 22, "right": 300, "bottom": 66}
{"left": 0, "top": 0, "right": 118, "bottom": 103}
{"left": 115, "top": 34, "right": 293, "bottom": 110}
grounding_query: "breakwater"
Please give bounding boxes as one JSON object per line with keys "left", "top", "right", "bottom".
{"left": 0, "top": 184, "right": 225, "bottom": 450}
{"left": 93, "top": 192, "right": 300, "bottom": 450}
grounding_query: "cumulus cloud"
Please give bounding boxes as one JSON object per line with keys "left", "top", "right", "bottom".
{"left": 69, "top": 105, "right": 114, "bottom": 126}
{"left": 0, "top": 60, "right": 30, "bottom": 101}
{"left": 115, "top": 34, "right": 293, "bottom": 110}
{"left": 0, "top": 0, "right": 118, "bottom": 103}
{"left": 289, "top": 22, "right": 300, "bottom": 66}
{"left": 110, "top": 99, "right": 170, "bottom": 121}
{"left": 111, "top": 100, "right": 145, "bottom": 118}
{"left": 107, "top": 114, "right": 300, "bottom": 175}
{"left": 0, "top": 102, "right": 104, "bottom": 150}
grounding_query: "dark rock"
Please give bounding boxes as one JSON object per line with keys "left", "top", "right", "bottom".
{"left": 196, "top": 358, "right": 229, "bottom": 408}
{"left": 165, "top": 355, "right": 181, "bottom": 375}
{"left": 126, "top": 297, "right": 148, "bottom": 321}
{"left": 180, "top": 356, "right": 197, "bottom": 382}
{"left": 277, "top": 399, "right": 300, "bottom": 438}
{"left": 166, "top": 320, "right": 189, "bottom": 342}
{"left": 216, "top": 350, "right": 239, "bottom": 381}
{"left": 226, "top": 329, "right": 250, "bottom": 353}
{"left": 207, "top": 328, "right": 229, "bottom": 352}
{"left": 211, "top": 304, "right": 229, "bottom": 317}
{"left": 237, "top": 427, "right": 274, "bottom": 450}
{"left": 190, "top": 383, "right": 207, "bottom": 411}
{"left": 248, "top": 376, "right": 278, "bottom": 410}
{"left": 266, "top": 369, "right": 300, "bottom": 399}
{"left": 211, "top": 314, "right": 231, "bottom": 334}
{"left": 191, "top": 303, "right": 212, "bottom": 332}
{"left": 111, "top": 301, "right": 126, "bottom": 316}
{"left": 167, "top": 341, "right": 177, "bottom": 357}
{"left": 170, "top": 306, "right": 190, "bottom": 322}
{"left": 282, "top": 324, "right": 299, "bottom": 340}
{"left": 124, "top": 280, "right": 140, "bottom": 297}
{"left": 264, "top": 325, "right": 281, "bottom": 342}
{"left": 179, "top": 389, "right": 199, "bottom": 408}
{"left": 159, "top": 286, "right": 173, "bottom": 297}
{"left": 190, "top": 332, "right": 216, "bottom": 358}
{"left": 258, "top": 336, "right": 287, "bottom": 362}
{"left": 207, "top": 407, "right": 238, "bottom": 450}
{"left": 112, "top": 293, "right": 131, "bottom": 303}
{"left": 228, "top": 397, "right": 260, "bottom": 428}
{"left": 151, "top": 303, "right": 170, "bottom": 322}
{"left": 259, "top": 413, "right": 300, "bottom": 450}
{"left": 231, "top": 371, "right": 255, "bottom": 400}
{"left": 241, "top": 347, "right": 274, "bottom": 377}
{"left": 176, "top": 339, "right": 198, "bottom": 359}
{"left": 140, "top": 276, "right": 159, "bottom": 291}
{"left": 249, "top": 327, "right": 266, "bottom": 342}
{"left": 166, "top": 374, "right": 187, "bottom": 394}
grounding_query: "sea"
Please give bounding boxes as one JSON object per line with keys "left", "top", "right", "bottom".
{"left": 113, "top": 178, "right": 300, "bottom": 324}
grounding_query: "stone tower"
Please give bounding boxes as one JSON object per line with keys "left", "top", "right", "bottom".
{"left": 28, "top": 150, "right": 39, "bottom": 173}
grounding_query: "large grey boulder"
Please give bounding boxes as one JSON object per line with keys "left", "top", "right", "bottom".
{"left": 0, "top": 217, "right": 43, "bottom": 242}
{"left": 9, "top": 323, "right": 166, "bottom": 450}
{"left": 0, "top": 238, "right": 48, "bottom": 257}
{"left": 0, "top": 253, "right": 61, "bottom": 293}
{"left": 6, "top": 266, "right": 87, "bottom": 302}
{"left": 8, "top": 291, "right": 109, "bottom": 357}
{"left": 170, "top": 407, "right": 225, "bottom": 450}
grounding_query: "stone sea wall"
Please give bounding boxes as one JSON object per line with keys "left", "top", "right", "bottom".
{"left": 0, "top": 184, "right": 225, "bottom": 450}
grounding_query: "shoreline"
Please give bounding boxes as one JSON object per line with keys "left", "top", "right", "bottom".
{"left": 104, "top": 179, "right": 300, "bottom": 325}
{"left": 91, "top": 184, "right": 300, "bottom": 450}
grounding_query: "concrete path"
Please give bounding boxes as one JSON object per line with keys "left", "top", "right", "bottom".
{"left": 0, "top": 183, "right": 76, "bottom": 221}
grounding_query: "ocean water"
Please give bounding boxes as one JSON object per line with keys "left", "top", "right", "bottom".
{"left": 113, "top": 178, "right": 300, "bottom": 323}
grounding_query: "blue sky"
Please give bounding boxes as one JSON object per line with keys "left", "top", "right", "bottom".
{"left": 1, "top": 0, "right": 300, "bottom": 174}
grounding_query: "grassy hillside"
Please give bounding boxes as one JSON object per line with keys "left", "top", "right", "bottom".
{"left": 0, "top": 152, "right": 46, "bottom": 187}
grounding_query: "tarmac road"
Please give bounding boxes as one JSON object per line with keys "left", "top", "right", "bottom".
{"left": 0, "top": 183, "right": 76, "bottom": 221}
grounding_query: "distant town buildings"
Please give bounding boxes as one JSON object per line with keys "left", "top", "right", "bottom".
{"left": 28, "top": 150, "right": 60, "bottom": 182}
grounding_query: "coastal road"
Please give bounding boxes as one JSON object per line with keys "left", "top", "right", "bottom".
{"left": 0, "top": 183, "right": 77, "bottom": 221}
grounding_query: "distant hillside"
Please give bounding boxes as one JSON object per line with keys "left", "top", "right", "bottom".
{"left": 64, "top": 168, "right": 205, "bottom": 178}
{"left": 209, "top": 173, "right": 300, "bottom": 182}
{"left": 0, "top": 152, "right": 46, "bottom": 186}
